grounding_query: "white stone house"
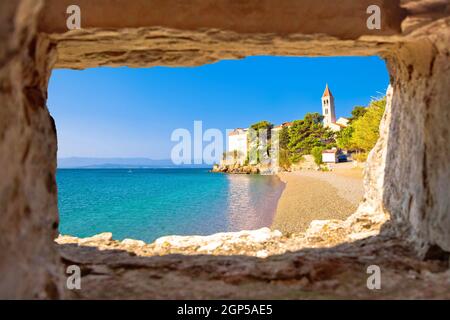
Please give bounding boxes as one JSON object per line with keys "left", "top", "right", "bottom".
{"left": 322, "top": 148, "right": 338, "bottom": 163}
{"left": 227, "top": 128, "right": 248, "bottom": 165}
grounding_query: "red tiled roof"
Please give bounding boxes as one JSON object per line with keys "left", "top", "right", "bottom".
{"left": 228, "top": 129, "right": 246, "bottom": 136}
{"left": 274, "top": 122, "right": 292, "bottom": 129}
{"left": 322, "top": 84, "right": 333, "bottom": 97}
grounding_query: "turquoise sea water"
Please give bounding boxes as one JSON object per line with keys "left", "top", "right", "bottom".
{"left": 57, "top": 169, "right": 285, "bottom": 243}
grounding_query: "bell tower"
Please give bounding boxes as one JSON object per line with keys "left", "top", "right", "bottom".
{"left": 322, "top": 84, "right": 336, "bottom": 125}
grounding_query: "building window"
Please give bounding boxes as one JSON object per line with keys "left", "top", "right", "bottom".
{"left": 325, "top": 108, "right": 328, "bottom": 114}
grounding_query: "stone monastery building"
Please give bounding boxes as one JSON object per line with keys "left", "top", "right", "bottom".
{"left": 227, "top": 84, "right": 349, "bottom": 164}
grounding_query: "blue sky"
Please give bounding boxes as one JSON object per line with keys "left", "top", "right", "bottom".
{"left": 48, "top": 56, "right": 389, "bottom": 159}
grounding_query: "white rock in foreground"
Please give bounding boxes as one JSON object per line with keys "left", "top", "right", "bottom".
{"left": 154, "top": 227, "right": 283, "bottom": 253}
{"left": 121, "top": 238, "right": 146, "bottom": 247}
{"left": 78, "top": 232, "right": 113, "bottom": 244}
{"left": 56, "top": 232, "right": 113, "bottom": 246}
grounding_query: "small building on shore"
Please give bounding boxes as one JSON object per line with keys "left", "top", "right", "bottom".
{"left": 322, "top": 148, "right": 338, "bottom": 163}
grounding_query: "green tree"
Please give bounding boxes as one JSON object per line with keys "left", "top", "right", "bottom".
{"left": 336, "top": 125, "right": 354, "bottom": 150}
{"left": 350, "top": 106, "right": 367, "bottom": 122}
{"left": 277, "top": 126, "right": 291, "bottom": 168}
{"left": 287, "top": 112, "right": 334, "bottom": 163}
{"left": 311, "top": 146, "right": 324, "bottom": 165}
{"left": 278, "top": 148, "right": 291, "bottom": 169}
{"left": 279, "top": 126, "right": 290, "bottom": 150}
{"left": 350, "top": 97, "right": 386, "bottom": 152}
{"left": 249, "top": 120, "right": 273, "bottom": 163}
{"left": 336, "top": 100, "right": 385, "bottom": 152}
{"left": 250, "top": 120, "right": 273, "bottom": 132}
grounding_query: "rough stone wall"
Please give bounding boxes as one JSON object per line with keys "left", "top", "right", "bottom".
{"left": 41, "top": 0, "right": 448, "bottom": 258}
{"left": 39, "top": 0, "right": 405, "bottom": 37}
{"left": 0, "top": 0, "right": 61, "bottom": 298}
{"left": 353, "top": 85, "right": 393, "bottom": 232}
{"left": 40, "top": 0, "right": 407, "bottom": 69}
{"left": 354, "top": 5, "right": 450, "bottom": 258}
{"left": 383, "top": 27, "right": 450, "bottom": 257}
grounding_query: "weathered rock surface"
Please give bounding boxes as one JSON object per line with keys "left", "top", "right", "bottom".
{"left": 38, "top": 0, "right": 409, "bottom": 70}
{"left": 0, "top": 0, "right": 60, "bottom": 299}
{"left": 58, "top": 228, "right": 286, "bottom": 257}
{"left": 212, "top": 164, "right": 260, "bottom": 174}
{"left": 212, "top": 163, "right": 276, "bottom": 175}
{"left": 58, "top": 240, "right": 450, "bottom": 299}
{"left": 290, "top": 155, "right": 320, "bottom": 171}
{"left": 40, "top": 0, "right": 407, "bottom": 37}
{"left": 56, "top": 219, "right": 449, "bottom": 299}
{"left": 383, "top": 32, "right": 450, "bottom": 257}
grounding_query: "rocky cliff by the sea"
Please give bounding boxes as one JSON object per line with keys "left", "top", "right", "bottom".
{"left": 212, "top": 163, "right": 262, "bottom": 174}
{"left": 212, "top": 155, "right": 322, "bottom": 174}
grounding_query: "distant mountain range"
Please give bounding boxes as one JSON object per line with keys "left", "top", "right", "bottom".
{"left": 57, "top": 157, "right": 210, "bottom": 169}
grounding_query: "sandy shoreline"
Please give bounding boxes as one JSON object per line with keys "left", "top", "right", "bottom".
{"left": 272, "top": 164, "right": 364, "bottom": 234}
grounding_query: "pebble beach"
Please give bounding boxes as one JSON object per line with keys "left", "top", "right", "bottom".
{"left": 272, "top": 164, "right": 364, "bottom": 233}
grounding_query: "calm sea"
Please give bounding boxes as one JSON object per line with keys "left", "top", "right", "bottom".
{"left": 57, "top": 169, "right": 285, "bottom": 243}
